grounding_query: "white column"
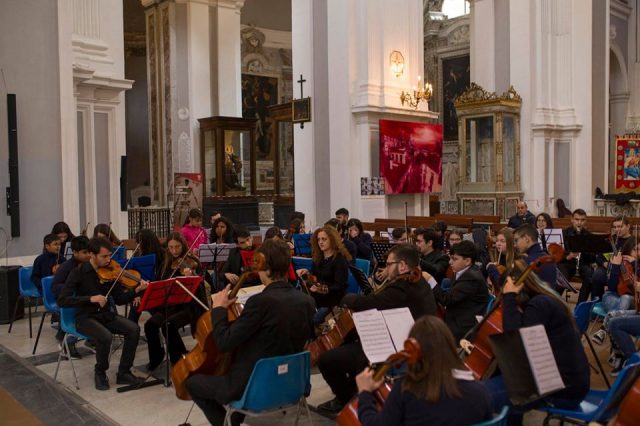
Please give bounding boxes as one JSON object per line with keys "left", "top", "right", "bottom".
{"left": 470, "top": 0, "right": 496, "bottom": 91}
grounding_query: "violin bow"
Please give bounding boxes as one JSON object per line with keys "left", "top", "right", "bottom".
{"left": 104, "top": 243, "right": 140, "bottom": 299}
{"left": 174, "top": 279, "right": 209, "bottom": 312}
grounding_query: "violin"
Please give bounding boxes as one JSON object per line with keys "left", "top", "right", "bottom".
{"left": 300, "top": 272, "right": 329, "bottom": 295}
{"left": 459, "top": 243, "right": 564, "bottom": 380}
{"left": 171, "top": 251, "right": 266, "bottom": 400}
{"left": 336, "top": 338, "right": 422, "bottom": 426}
{"left": 96, "top": 259, "right": 142, "bottom": 289}
{"left": 170, "top": 253, "right": 200, "bottom": 277}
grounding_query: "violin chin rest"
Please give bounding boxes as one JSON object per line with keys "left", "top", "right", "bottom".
{"left": 459, "top": 339, "right": 474, "bottom": 355}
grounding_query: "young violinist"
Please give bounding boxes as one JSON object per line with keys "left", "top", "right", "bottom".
{"left": 180, "top": 208, "right": 207, "bottom": 252}
{"left": 591, "top": 216, "right": 633, "bottom": 300}
{"left": 144, "top": 232, "right": 207, "bottom": 370}
{"left": 31, "top": 234, "right": 61, "bottom": 293}
{"left": 295, "top": 225, "right": 351, "bottom": 325}
{"left": 513, "top": 224, "right": 557, "bottom": 287}
{"left": 355, "top": 316, "right": 492, "bottom": 426}
{"left": 486, "top": 227, "right": 515, "bottom": 292}
{"left": 185, "top": 239, "right": 315, "bottom": 426}
{"left": 445, "top": 229, "right": 463, "bottom": 254}
{"left": 317, "top": 244, "right": 437, "bottom": 415}
{"left": 51, "top": 236, "right": 91, "bottom": 358}
{"left": 432, "top": 240, "right": 489, "bottom": 342}
{"left": 221, "top": 226, "right": 260, "bottom": 288}
{"left": 415, "top": 228, "right": 449, "bottom": 285}
{"left": 484, "top": 259, "right": 590, "bottom": 424}
{"left": 57, "top": 237, "right": 148, "bottom": 390}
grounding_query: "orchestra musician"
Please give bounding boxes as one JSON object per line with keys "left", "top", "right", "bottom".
{"left": 346, "top": 218, "right": 374, "bottom": 261}
{"left": 486, "top": 227, "right": 515, "bottom": 292}
{"left": 179, "top": 208, "right": 207, "bottom": 253}
{"left": 557, "top": 209, "right": 594, "bottom": 300}
{"left": 296, "top": 225, "right": 351, "bottom": 325}
{"left": 145, "top": 232, "right": 207, "bottom": 371}
{"left": 415, "top": 228, "right": 449, "bottom": 284}
{"left": 51, "top": 221, "right": 76, "bottom": 264}
{"left": 210, "top": 216, "right": 235, "bottom": 244}
{"left": 484, "top": 259, "right": 590, "bottom": 424}
{"left": 221, "top": 226, "right": 260, "bottom": 288}
{"left": 513, "top": 224, "right": 557, "bottom": 287}
{"left": 432, "top": 240, "right": 489, "bottom": 342}
{"left": 31, "top": 233, "right": 61, "bottom": 293}
{"left": 317, "top": 244, "right": 437, "bottom": 416}
{"left": 93, "top": 223, "right": 121, "bottom": 246}
{"left": 355, "top": 316, "right": 492, "bottom": 426}
{"left": 185, "top": 239, "right": 315, "bottom": 426}
{"left": 57, "top": 238, "right": 148, "bottom": 390}
{"left": 591, "top": 216, "right": 633, "bottom": 300}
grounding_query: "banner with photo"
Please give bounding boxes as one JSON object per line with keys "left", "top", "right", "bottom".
{"left": 173, "top": 173, "right": 203, "bottom": 230}
{"left": 379, "top": 120, "right": 443, "bottom": 194}
{"left": 615, "top": 137, "right": 640, "bottom": 192}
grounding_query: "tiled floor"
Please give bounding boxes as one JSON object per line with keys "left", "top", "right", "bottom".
{"left": 0, "top": 292, "right": 615, "bottom": 426}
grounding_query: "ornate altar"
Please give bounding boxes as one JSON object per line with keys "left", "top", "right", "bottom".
{"left": 454, "top": 83, "right": 523, "bottom": 220}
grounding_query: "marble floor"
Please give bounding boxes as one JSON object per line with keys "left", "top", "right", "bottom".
{"left": 0, "top": 291, "right": 613, "bottom": 426}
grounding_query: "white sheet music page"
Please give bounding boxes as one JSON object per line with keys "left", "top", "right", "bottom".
{"left": 380, "top": 308, "right": 414, "bottom": 352}
{"left": 236, "top": 284, "right": 265, "bottom": 305}
{"left": 352, "top": 309, "right": 396, "bottom": 364}
{"left": 519, "top": 325, "right": 565, "bottom": 395}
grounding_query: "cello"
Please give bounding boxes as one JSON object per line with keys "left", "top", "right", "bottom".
{"left": 612, "top": 376, "right": 640, "bottom": 426}
{"left": 336, "top": 338, "right": 422, "bottom": 426}
{"left": 459, "top": 243, "right": 564, "bottom": 380}
{"left": 171, "top": 252, "right": 265, "bottom": 400}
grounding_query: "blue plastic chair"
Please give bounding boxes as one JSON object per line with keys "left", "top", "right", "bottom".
{"left": 485, "top": 294, "right": 497, "bottom": 315}
{"left": 472, "top": 406, "right": 509, "bottom": 426}
{"left": 8, "top": 266, "right": 41, "bottom": 337}
{"left": 223, "top": 352, "right": 312, "bottom": 425}
{"left": 354, "top": 258, "right": 371, "bottom": 277}
{"left": 32, "top": 276, "right": 59, "bottom": 355}
{"left": 53, "top": 307, "right": 89, "bottom": 390}
{"left": 538, "top": 361, "right": 640, "bottom": 425}
{"left": 128, "top": 254, "right": 157, "bottom": 281}
{"left": 573, "top": 298, "right": 610, "bottom": 388}
{"left": 292, "top": 234, "right": 312, "bottom": 257}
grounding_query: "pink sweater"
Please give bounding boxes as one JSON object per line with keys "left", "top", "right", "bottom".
{"left": 180, "top": 224, "right": 207, "bottom": 251}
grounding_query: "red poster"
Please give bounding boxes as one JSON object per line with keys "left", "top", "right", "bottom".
{"left": 379, "top": 120, "right": 443, "bottom": 194}
{"left": 615, "top": 137, "right": 640, "bottom": 192}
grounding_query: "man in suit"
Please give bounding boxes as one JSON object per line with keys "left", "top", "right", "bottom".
{"left": 514, "top": 224, "right": 557, "bottom": 287}
{"left": 185, "top": 239, "right": 316, "bottom": 426}
{"left": 433, "top": 240, "right": 488, "bottom": 342}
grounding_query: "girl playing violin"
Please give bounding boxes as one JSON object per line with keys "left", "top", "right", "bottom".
{"left": 355, "top": 316, "right": 492, "bottom": 426}
{"left": 145, "top": 233, "right": 207, "bottom": 370}
{"left": 603, "top": 236, "right": 638, "bottom": 312}
{"left": 484, "top": 259, "right": 590, "bottom": 424}
{"left": 486, "top": 227, "right": 515, "bottom": 292}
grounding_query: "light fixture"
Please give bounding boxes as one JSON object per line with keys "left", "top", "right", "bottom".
{"left": 400, "top": 75, "right": 433, "bottom": 109}
{"left": 389, "top": 51, "right": 405, "bottom": 77}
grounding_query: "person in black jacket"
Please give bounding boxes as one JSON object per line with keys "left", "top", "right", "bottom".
{"left": 484, "top": 259, "right": 590, "bottom": 424}
{"left": 57, "top": 238, "right": 148, "bottom": 391}
{"left": 507, "top": 201, "right": 536, "bottom": 229}
{"left": 185, "top": 239, "right": 315, "bottom": 426}
{"left": 317, "top": 244, "right": 437, "bottom": 415}
{"left": 432, "top": 240, "right": 488, "bottom": 342}
{"left": 557, "top": 209, "right": 594, "bottom": 301}
{"left": 346, "top": 218, "right": 374, "bottom": 261}
{"left": 415, "top": 227, "right": 449, "bottom": 284}
{"left": 31, "top": 234, "right": 61, "bottom": 293}
{"left": 221, "top": 226, "right": 258, "bottom": 288}
{"left": 356, "top": 316, "right": 492, "bottom": 426}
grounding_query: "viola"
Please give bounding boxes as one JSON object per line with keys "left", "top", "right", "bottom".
{"left": 336, "top": 338, "right": 422, "bottom": 426}
{"left": 96, "top": 259, "right": 142, "bottom": 289}
{"left": 459, "top": 243, "right": 564, "bottom": 380}
{"left": 613, "top": 376, "right": 640, "bottom": 426}
{"left": 171, "top": 251, "right": 266, "bottom": 400}
{"left": 616, "top": 260, "right": 636, "bottom": 296}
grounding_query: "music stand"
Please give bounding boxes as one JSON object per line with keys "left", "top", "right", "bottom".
{"left": 63, "top": 242, "right": 72, "bottom": 260}
{"left": 198, "top": 243, "right": 234, "bottom": 290}
{"left": 564, "top": 234, "right": 613, "bottom": 254}
{"left": 371, "top": 242, "right": 395, "bottom": 267}
{"left": 117, "top": 276, "right": 202, "bottom": 393}
{"left": 292, "top": 234, "right": 312, "bottom": 257}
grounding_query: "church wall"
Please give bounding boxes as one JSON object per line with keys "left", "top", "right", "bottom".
{"left": 0, "top": 0, "right": 63, "bottom": 260}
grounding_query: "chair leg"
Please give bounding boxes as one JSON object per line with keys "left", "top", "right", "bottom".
{"left": 584, "top": 333, "right": 611, "bottom": 389}
{"left": 27, "top": 298, "right": 33, "bottom": 338}
{"left": 65, "top": 336, "right": 80, "bottom": 390}
{"left": 222, "top": 407, "right": 233, "bottom": 426}
{"left": 7, "top": 295, "right": 22, "bottom": 333}
{"left": 302, "top": 398, "right": 313, "bottom": 426}
{"left": 54, "top": 333, "right": 66, "bottom": 382}
{"left": 32, "top": 311, "right": 48, "bottom": 355}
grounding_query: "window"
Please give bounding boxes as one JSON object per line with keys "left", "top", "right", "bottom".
{"left": 442, "top": 0, "right": 470, "bottom": 19}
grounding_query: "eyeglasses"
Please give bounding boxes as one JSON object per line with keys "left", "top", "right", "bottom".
{"left": 386, "top": 261, "right": 400, "bottom": 265}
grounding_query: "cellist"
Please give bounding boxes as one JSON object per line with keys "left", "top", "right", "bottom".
{"left": 185, "top": 239, "right": 315, "bottom": 426}
{"left": 484, "top": 259, "right": 590, "bottom": 424}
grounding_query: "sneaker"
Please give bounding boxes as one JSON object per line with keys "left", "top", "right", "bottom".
{"left": 591, "top": 329, "right": 606, "bottom": 345}
{"left": 317, "top": 397, "right": 344, "bottom": 416}
{"left": 95, "top": 373, "right": 110, "bottom": 391}
{"left": 116, "top": 371, "right": 144, "bottom": 385}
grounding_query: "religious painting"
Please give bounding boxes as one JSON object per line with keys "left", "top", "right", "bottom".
{"left": 442, "top": 55, "right": 470, "bottom": 141}
{"left": 241, "top": 74, "right": 278, "bottom": 160}
{"left": 379, "top": 120, "right": 443, "bottom": 195}
{"left": 172, "top": 172, "right": 203, "bottom": 230}
{"left": 615, "top": 137, "right": 640, "bottom": 192}
{"left": 292, "top": 97, "right": 311, "bottom": 123}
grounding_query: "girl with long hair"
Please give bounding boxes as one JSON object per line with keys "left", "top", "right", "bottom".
{"left": 210, "top": 216, "right": 234, "bottom": 244}
{"left": 356, "top": 316, "right": 492, "bottom": 425}
{"left": 486, "top": 227, "right": 515, "bottom": 292}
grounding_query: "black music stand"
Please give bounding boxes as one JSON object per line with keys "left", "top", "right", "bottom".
{"left": 198, "top": 243, "right": 234, "bottom": 291}
{"left": 564, "top": 234, "right": 613, "bottom": 254}
{"left": 117, "top": 276, "right": 203, "bottom": 393}
{"left": 371, "top": 242, "right": 395, "bottom": 267}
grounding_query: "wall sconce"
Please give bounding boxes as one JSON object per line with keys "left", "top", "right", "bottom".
{"left": 400, "top": 75, "right": 433, "bottom": 109}
{"left": 389, "top": 51, "right": 405, "bottom": 77}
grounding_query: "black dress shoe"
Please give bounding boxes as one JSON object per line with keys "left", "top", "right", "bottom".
{"left": 95, "top": 373, "right": 110, "bottom": 391}
{"left": 146, "top": 358, "right": 163, "bottom": 371}
{"left": 116, "top": 371, "right": 143, "bottom": 385}
{"left": 68, "top": 343, "right": 82, "bottom": 360}
{"left": 317, "top": 397, "right": 344, "bottom": 414}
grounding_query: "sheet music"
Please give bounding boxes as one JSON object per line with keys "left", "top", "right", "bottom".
{"left": 352, "top": 309, "right": 397, "bottom": 364}
{"left": 542, "top": 229, "right": 564, "bottom": 248}
{"left": 236, "top": 284, "right": 265, "bottom": 305}
{"left": 64, "top": 242, "right": 72, "bottom": 260}
{"left": 380, "top": 308, "right": 414, "bottom": 352}
{"left": 519, "top": 325, "right": 565, "bottom": 395}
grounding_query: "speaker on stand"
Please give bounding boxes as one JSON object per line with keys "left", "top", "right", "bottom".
{"left": 0, "top": 266, "right": 23, "bottom": 324}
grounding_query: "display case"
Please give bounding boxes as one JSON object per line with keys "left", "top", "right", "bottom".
{"left": 454, "top": 83, "right": 522, "bottom": 219}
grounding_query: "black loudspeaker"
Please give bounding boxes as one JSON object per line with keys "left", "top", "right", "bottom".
{"left": 6, "top": 94, "right": 20, "bottom": 237}
{"left": 120, "top": 155, "right": 127, "bottom": 211}
{"left": 0, "top": 266, "right": 23, "bottom": 324}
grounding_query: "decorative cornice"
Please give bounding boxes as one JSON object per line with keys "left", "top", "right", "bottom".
{"left": 611, "top": 0, "right": 632, "bottom": 20}
{"left": 454, "top": 83, "right": 522, "bottom": 108}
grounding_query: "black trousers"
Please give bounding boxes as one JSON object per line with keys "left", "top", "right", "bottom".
{"left": 144, "top": 309, "right": 190, "bottom": 364}
{"left": 317, "top": 341, "right": 369, "bottom": 404}
{"left": 558, "top": 261, "right": 594, "bottom": 302}
{"left": 76, "top": 314, "right": 140, "bottom": 375}
{"left": 186, "top": 374, "right": 244, "bottom": 426}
